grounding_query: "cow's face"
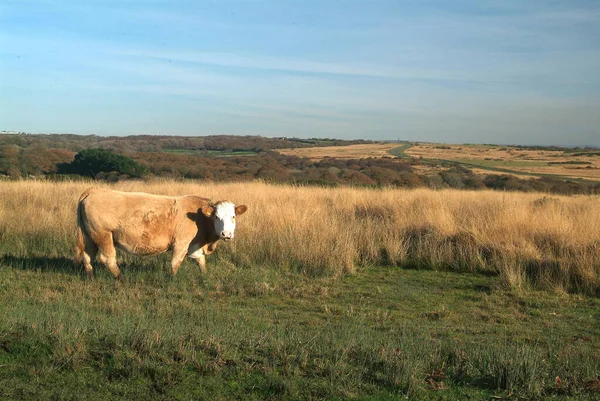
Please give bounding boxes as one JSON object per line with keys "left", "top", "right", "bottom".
{"left": 201, "top": 202, "right": 248, "bottom": 240}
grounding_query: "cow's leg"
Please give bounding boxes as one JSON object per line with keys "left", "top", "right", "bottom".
{"left": 171, "top": 244, "right": 188, "bottom": 276}
{"left": 94, "top": 232, "right": 122, "bottom": 280}
{"left": 82, "top": 235, "right": 98, "bottom": 277}
{"left": 186, "top": 245, "right": 207, "bottom": 273}
{"left": 190, "top": 252, "right": 207, "bottom": 273}
{"left": 77, "top": 225, "right": 98, "bottom": 277}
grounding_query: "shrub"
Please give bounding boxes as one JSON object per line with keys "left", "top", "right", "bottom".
{"left": 58, "top": 148, "right": 146, "bottom": 179}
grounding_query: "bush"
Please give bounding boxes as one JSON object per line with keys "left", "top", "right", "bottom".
{"left": 58, "top": 148, "right": 146, "bottom": 179}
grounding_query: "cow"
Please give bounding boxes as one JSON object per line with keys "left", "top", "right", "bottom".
{"left": 75, "top": 188, "right": 248, "bottom": 279}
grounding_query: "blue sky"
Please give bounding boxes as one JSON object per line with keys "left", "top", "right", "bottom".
{"left": 1, "top": 0, "right": 599, "bottom": 146}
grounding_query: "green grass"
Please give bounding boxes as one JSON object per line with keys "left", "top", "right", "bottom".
{"left": 1, "top": 251, "right": 599, "bottom": 400}
{"left": 388, "top": 142, "right": 414, "bottom": 158}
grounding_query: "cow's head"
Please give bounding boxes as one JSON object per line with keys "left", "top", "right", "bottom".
{"left": 201, "top": 201, "right": 248, "bottom": 241}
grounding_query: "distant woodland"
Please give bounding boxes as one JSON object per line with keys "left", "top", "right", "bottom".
{"left": 1, "top": 133, "right": 599, "bottom": 195}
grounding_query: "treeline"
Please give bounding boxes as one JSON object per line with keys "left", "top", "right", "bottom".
{"left": 130, "top": 152, "right": 600, "bottom": 194}
{"left": 0, "top": 133, "right": 372, "bottom": 153}
{"left": 1, "top": 134, "right": 599, "bottom": 195}
{"left": 0, "top": 144, "right": 74, "bottom": 176}
{"left": 0, "top": 132, "right": 372, "bottom": 178}
{"left": 131, "top": 151, "right": 418, "bottom": 187}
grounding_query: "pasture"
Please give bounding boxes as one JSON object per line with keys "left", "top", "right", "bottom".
{"left": 1, "top": 180, "right": 599, "bottom": 399}
{"left": 405, "top": 143, "right": 600, "bottom": 182}
{"left": 276, "top": 143, "right": 399, "bottom": 160}
{"left": 275, "top": 140, "right": 600, "bottom": 184}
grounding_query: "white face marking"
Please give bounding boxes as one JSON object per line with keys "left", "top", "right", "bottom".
{"left": 214, "top": 202, "right": 237, "bottom": 240}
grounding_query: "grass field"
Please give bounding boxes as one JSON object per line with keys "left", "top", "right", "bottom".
{"left": 1, "top": 180, "right": 599, "bottom": 399}
{"left": 405, "top": 144, "right": 600, "bottom": 182}
{"left": 276, "top": 141, "right": 600, "bottom": 183}
{"left": 277, "top": 143, "right": 399, "bottom": 160}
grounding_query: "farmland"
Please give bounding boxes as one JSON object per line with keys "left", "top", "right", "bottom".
{"left": 277, "top": 143, "right": 400, "bottom": 160}
{"left": 1, "top": 179, "right": 599, "bottom": 399}
{"left": 404, "top": 143, "right": 600, "bottom": 182}
{"left": 276, "top": 141, "right": 600, "bottom": 183}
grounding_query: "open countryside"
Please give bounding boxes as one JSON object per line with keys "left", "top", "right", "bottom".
{"left": 277, "top": 142, "right": 400, "bottom": 160}
{"left": 276, "top": 141, "right": 600, "bottom": 182}
{"left": 404, "top": 143, "right": 600, "bottom": 182}
{"left": 3, "top": 0, "right": 600, "bottom": 398}
{"left": 3, "top": 133, "right": 599, "bottom": 195}
{"left": 1, "top": 176, "right": 600, "bottom": 399}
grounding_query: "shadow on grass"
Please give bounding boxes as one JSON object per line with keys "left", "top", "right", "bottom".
{"left": 0, "top": 254, "right": 84, "bottom": 276}
{"left": 0, "top": 254, "right": 178, "bottom": 282}
{"left": 400, "top": 261, "right": 498, "bottom": 278}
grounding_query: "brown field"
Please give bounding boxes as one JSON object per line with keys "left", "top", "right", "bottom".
{"left": 277, "top": 142, "right": 399, "bottom": 160}
{"left": 1, "top": 179, "right": 599, "bottom": 293}
{"left": 411, "top": 163, "right": 519, "bottom": 178}
{"left": 276, "top": 141, "right": 600, "bottom": 182}
{"left": 406, "top": 144, "right": 600, "bottom": 181}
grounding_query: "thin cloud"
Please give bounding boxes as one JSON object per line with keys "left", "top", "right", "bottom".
{"left": 1, "top": 0, "right": 599, "bottom": 145}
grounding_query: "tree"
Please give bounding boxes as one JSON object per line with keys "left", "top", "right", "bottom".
{"left": 58, "top": 148, "right": 146, "bottom": 178}
{"left": 0, "top": 145, "right": 21, "bottom": 177}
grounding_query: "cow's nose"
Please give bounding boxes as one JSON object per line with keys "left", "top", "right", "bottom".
{"left": 222, "top": 232, "right": 233, "bottom": 239}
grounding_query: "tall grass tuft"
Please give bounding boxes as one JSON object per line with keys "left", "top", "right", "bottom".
{"left": 0, "top": 179, "right": 599, "bottom": 293}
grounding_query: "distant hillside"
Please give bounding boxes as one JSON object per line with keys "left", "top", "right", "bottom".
{"left": 1, "top": 133, "right": 599, "bottom": 195}
{"left": 0, "top": 133, "right": 372, "bottom": 153}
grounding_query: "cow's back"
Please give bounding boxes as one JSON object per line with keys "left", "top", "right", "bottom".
{"left": 79, "top": 188, "right": 186, "bottom": 255}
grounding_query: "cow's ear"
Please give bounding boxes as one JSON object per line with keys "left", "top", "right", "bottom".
{"left": 201, "top": 205, "right": 214, "bottom": 217}
{"left": 235, "top": 205, "right": 248, "bottom": 216}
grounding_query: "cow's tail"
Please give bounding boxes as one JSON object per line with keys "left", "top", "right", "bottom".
{"left": 74, "top": 188, "right": 94, "bottom": 263}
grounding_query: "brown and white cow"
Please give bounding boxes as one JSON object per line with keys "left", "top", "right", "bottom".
{"left": 75, "top": 188, "right": 248, "bottom": 279}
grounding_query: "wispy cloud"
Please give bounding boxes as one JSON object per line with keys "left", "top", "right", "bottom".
{"left": 111, "top": 48, "right": 400, "bottom": 79}
{"left": 1, "top": 0, "right": 599, "bottom": 145}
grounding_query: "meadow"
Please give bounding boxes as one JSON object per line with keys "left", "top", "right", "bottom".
{"left": 1, "top": 179, "right": 599, "bottom": 399}
{"left": 277, "top": 143, "right": 399, "bottom": 160}
{"left": 277, "top": 141, "right": 600, "bottom": 183}
{"left": 405, "top": 144, "right": 600, "bottom": 182}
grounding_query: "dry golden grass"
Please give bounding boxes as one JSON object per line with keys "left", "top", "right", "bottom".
{"left": 277, "top": 143, "right": 399, "bottom": 160}
{"left": 407, "top": 144, "right": 600, "bottom": 181}
{"left": 1, "top": 179, "right": 599, "bottom": 293}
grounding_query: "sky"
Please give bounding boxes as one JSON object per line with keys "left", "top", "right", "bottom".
{"left": 1, "top": 0, "right": 599, "bottom": 146}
